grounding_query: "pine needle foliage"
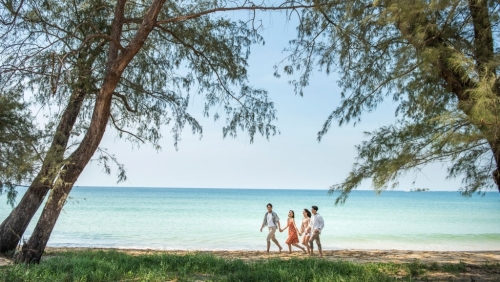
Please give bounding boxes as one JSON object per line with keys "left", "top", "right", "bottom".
{"left": 0, "top": 93, "right": 40, "bottom": 206}
{"left": 280, "top": 0, "right": 500, "bottom": 203}
{"left": 0, "top": 0, "right": 327, "bottom": 261}
{"left": 0, "top": 0, "right": 286, "bottom": 186}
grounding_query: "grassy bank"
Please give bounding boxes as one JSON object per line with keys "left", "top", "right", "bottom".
{"left": 0, "top": 250, "right": 492, "bottom": 281}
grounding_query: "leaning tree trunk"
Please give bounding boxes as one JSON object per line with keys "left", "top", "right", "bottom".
{"left": 0, "top": 88, "right": 86, "bottom": 253}
{"left": 0, "top": 178, "right": 49, "bottom": 253}
{"left": 0, "top": 40, "right": 106, "bottom": 253}
{"left": 14, "top": 87, "right": 115, "bottom": 264}
{"left": 14, "top": 179, "right": 72, "bottom": 263}
{"left": 14, "top": 0, "right": 166, "bottom": 263}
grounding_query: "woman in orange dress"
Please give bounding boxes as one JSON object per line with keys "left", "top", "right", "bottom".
{"left": 280, "top": 210, "right": 307, "bottom": 253}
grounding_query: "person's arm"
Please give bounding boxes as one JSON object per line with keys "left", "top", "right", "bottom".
{"left": 260, "top": 214, "right": 266, "bottom": 232}
{"left": 318, "top": 216, "right": 325, "bottom": 231}
{"left": 277, "top": 220, "right": 282, "bottom": 232}
{"left": 280, "top": 220, "right": 288, "bottom": 232}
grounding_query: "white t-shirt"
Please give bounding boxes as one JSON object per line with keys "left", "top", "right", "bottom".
{"left": 267, "top": 212, "right": 275, "bottom": 227}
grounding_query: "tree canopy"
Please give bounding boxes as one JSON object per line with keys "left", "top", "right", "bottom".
{"left": 0, "top": 94, "right": 40, "bottom": 206}
{"left": 1, "top": 0, "right": 281, "bottom": 161}
{"left": 0, "top": 0, "right": 323, "bottom": 262}
{"left": 0, "top": 0, "right": 286, "bottom": 201}
{"left": 280, "top": 0, "right": 500, "bottom": 203}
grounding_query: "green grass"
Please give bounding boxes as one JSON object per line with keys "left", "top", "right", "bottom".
{"left": 440, "top": 261, "right": 466, "bottom": 273}
{"left": 0, "top": 250, "right": 488, "bottom": 281}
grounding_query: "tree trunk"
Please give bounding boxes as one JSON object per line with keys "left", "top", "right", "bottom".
{"left": 14, "top": 181, "right": 71, "bottom": 264}
{"left": 14, "top": 0, "right": 166, "bottom": 264}
{"left": 468, "top": 0, "right": 499, "bottom": 192}
{"left": 0, "top": 179, "right": 49, "bottom": 253}
{"left": 0, "top": 89, "right": 86, "bottom": 253}
{"left": 488, "top": 137, "right": 500, "bottom": 192}
{"left": 0, "top": 38, "right": 106, "bottom": 253}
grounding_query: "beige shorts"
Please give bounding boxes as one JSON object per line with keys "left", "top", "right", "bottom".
{"left": 266, "top": 226, "right": 278, "bottom": 242}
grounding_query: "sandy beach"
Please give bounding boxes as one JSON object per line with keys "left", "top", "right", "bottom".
{"left": 2, "top": 248, "right": 500, "bottom": 281}
{"left": 60, "top": 248, "right": 498, "bottom": 265}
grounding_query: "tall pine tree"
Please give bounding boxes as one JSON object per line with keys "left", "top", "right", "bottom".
{"left": 0, "top": 0, "right": 321, "bottom": 262}
{"left": 281, "top": 0, "right": 500, "bottom": 203}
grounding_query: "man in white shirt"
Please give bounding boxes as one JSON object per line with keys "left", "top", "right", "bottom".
{"left": 259, "top": 203, "right": 283, "bottom": 253}
{"left": 308, "top": 205, "right": 324, "bottom": 257}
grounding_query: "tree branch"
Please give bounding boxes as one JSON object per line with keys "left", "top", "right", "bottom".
{"left": 112, "top": 92, "right": 137, "bottom": 113}
{"left": 109, "top": 114, "right": 145, "bottom": 143}
{"left": 157, "top": 25, "right": 246, "bottom": 108}
{"left": 158, "top": 3, "right": 328, "bottom": 24}
{"left": 122, "top": 3, "right": 328, "bottom": 25}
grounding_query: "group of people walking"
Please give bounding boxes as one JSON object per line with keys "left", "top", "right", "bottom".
{"left": 259, "top": 203, "right": 324, "bottom": 257}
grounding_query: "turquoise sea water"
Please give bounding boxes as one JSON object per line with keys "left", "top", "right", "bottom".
{"left": 1, "top": 187, "right": 500, "bottom": 251}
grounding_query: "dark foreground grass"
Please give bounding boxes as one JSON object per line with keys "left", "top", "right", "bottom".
{"left": 0, "top": 250, "right": 478, "bottom": 282}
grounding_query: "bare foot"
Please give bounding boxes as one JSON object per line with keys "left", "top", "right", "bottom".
{"left": 279, "top": 247, "right": 282, "bottom": 253}
{"left": 302, "top": 249, "right": 307, "bottom": 254}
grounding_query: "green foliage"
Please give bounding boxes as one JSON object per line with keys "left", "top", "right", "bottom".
{"left": 279, "top": 0, "right": 500, "bottom": 201}
{"left": 0, "top": 250, "right": 420, "bottom": 281}
{"left": 441, "top": 261, "right": 467, "bottom": 273}
{"left": 3, "top": 250, "right": 490, "bottom": 281}
{"left": 3, "top": 250, "right": 494, "bottom": 281}
{"left": 0, "top": 0, "right": 281, "bottom": 190}
{"left": 0, "top": 93, "right": 40, "bottom": 206}
{"left": 406, "top": 260, "right": 426, "bottom": 277}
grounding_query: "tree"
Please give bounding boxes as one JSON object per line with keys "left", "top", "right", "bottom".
{"left": 0, "top": 94, "right": 40, "bottom": 207}
{"left": 0, "top": 0, "right": 127, "bottom": 253}
{"left": 0, "top": 0, "right": 322, "bottom": 263}
{"left": 279, "top": 0, "right": 500, "bottom": 203}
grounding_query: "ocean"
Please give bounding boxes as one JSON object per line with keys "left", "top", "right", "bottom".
{"left": 1, "top": 187, "right": 499, "bottom": 251}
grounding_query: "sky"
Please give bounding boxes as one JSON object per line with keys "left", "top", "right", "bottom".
{"left": 75, "top": 10, "right": 461, "bottom": 191}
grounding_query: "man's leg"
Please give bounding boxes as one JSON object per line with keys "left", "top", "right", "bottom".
{"left": 270, "top": 227, "right": 282, "bottom": 252}
{"left": 266, "top": 227, "right": 274, "bottom": 253}
{"left": 309, "top": 230, "right": 320, "bottom": 256}
{"left": 315, "top": 235, "right": 322, "bottom": 257}
{"left": 267, "top": 227, "right": 282, "bottom": 252}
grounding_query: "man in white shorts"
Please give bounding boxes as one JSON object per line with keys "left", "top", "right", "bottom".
{"left": 259, "top": 203, "right": 283, "bottom": 253}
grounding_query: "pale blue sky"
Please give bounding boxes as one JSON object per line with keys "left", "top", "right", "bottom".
{"left": 76, "top": 11, "right": 461, "bottom": 191}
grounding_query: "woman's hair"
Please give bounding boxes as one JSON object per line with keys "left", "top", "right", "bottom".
{"left": 289, "top": 210, "right": 295, "bottom": 218}
{"left": 303, "top": 209, "right": 311, "bottom": 218}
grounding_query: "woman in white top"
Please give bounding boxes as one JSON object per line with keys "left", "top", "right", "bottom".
{"left": 300, "top": 209, "right": 312, "bottom": 255}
